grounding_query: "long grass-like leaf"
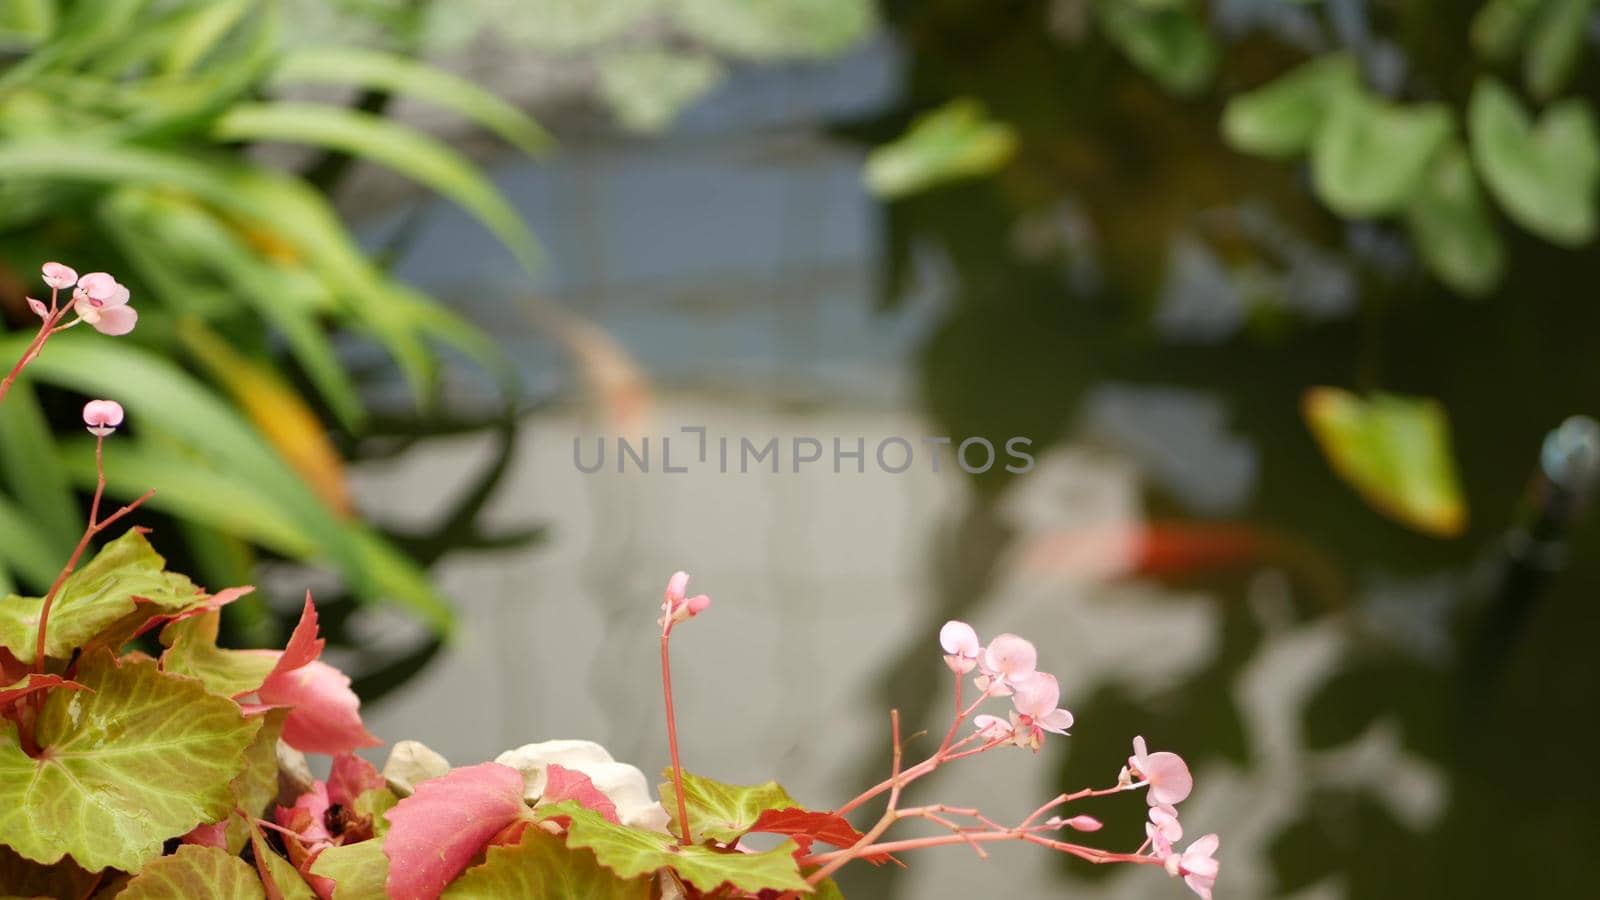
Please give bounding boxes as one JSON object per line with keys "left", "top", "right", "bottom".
{"left": 0, "top": 139, "right": 436, "bottom": 399}
{"left": 213, "top": 102, "right": 542, "bottom": 274}
{"left": 0, "top": 380, "right": 78, "bottom": 549}
{"left": 273, "top": 46, "right": 553, "bottom": 157}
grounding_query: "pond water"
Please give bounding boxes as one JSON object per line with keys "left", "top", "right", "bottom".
{"left": 344, "top": 27, "right": 1600, "bottom": 900}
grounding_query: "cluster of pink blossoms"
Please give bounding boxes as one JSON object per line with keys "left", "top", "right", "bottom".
{"left": 1125, "top": 734, "right": 1218, "bottom": 898}
{"left": 3, "top": 263, "right": 139, "bottom": 406}
{"left": 939, "top": 621, "right": 1073, "bottom": 751}
{"left": 940, "top": 620, "right": 1221, "bottom": 898}
{"left": 34, "top": 262, "right": 138, "bottom": 335}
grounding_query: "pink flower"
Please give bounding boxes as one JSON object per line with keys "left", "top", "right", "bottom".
{"left": 71, "top": 272, "right": 136, "bottom": 336}
{"left": 1129, "top": 736, "right": 1193, "bottom": 807}
{"left": 41, "top": 262, "right": 77, "bottom": 290}
{"left": 972, "top": 714, "right": 1012, "bottom": 741}
{"left": 659, "top": 570, "right": 710, "bottom": 630}
{"left": 1164, "top": 833, "right": 1220, "bottom": 900}
{"left": 976, "top": 632, "right": 1038, "bottom": 695}
{"left": 939, "top": 620, "right": 981, "bottom": 674}
{"left": 1011, "top": 672, "right": 1074, "bottom": 734}
{"left": 26, "top": 298, "right": 48, "bottom": 319}
{"left": 1146, "top": 803, "right": 1182, "bottom": 853}
{"left": 82, "top": 400, "right": 124, "bottom": 437}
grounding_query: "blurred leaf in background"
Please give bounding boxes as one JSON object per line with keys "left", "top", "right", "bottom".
{"left": 0, "top": 0, "right": 552, "bottom": 644}
{"left": 1469, "top": 77, "right": 1600, "bottom": 247}
{"left": 1303, "top": 388, "right": 1467, "bottom": 538}
{"left": 864, "top": 99, "right": 1018, "bottom": 198}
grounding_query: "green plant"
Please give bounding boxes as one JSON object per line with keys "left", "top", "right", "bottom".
{"left": 0, "top": 0, "right": 551, "bottom": 632}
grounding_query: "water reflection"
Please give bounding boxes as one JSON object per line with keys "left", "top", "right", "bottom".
{"left": 343, "top": 18, "right": 1600, "bottom": 900}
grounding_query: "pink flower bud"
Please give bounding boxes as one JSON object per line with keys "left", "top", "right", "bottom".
{"left": 664, "top": 571, "right": 689, "bottom": 609}
{"left": 41, "top": 262, "right": 77, "bottom": 290}
{"left": 83, "top": 399, "right": 124, "bottom": 437}
{"left": 1064, "top": 815, "right": 1102, "bottom": 832}
{"left": 26, "top": 298, "right": 47, "bottom": 319}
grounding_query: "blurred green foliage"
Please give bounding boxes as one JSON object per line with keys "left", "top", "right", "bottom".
{"left": 868, "top": 0, "right": 1600, "bottom": 299}
{"left": 0, "top": 0, "right": 550, "bottom": 637}
{"left": 288, "top": 0, "right": 879, "bottom": 133}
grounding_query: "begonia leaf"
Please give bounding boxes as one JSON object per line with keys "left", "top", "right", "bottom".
{"left": 540, "top": 802, "right": 810, "bottom": 894}
{"left": 308, "top": 839, "right": 388, "bottom": 900}
{"left": 328, "top": 753, "right": 386, "bottom": 807}
{"left": 0, "top": 674, "right": 86, "bottom": 710}
{"left": 116, "top": 845, "right": 265, "bottom": 900}
{"left": 747, "top": 808, "right": 866, "bottom": 853}
{"left": 251, "top": 821, "right": 318, "bottom": 900}
{"left": 541, "top": 764, "right": 620, "bottom": 823}
{"left": 663, "top": 768, "right": 800, "bottom": 844}
{"left": 0, "top": 651, "right": 260, "bottom": 871}
{"left": 382, "top": 762, "right": 530, "bottom": 899}
{"left": 161, "top": 610, "right": 278, "bottom": 698}
{"left": 441, "top": 827, "right": 649, "bottom": 899}
{"left": 0, "top": 530, "right": 199, "bottom": 664}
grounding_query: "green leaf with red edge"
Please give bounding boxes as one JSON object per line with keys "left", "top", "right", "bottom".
{"left": 250, "top": 821, "right": 317, "bottom": 900}
{"left": 116, "top": 844, "right": 265, "bottom": 899}
{"left": 0, "top": 530, "right": 201, "bottom": 664}
{"left": 307, "top": 840, "right": 388, "bottom": 900}
{"left": 0, "top": 650, "right": 261, "bottom": 872}
{"left": 538, "top": 802, "right": 810, "bottom": 894}
{"left": 661, "top": 768, "right": 800, "bottom": 843}
{"left": 441, "top": 826, "right": 650, "bottom": 899}
{"left": 160, "top": 609, "right": 279, "bottom": 697}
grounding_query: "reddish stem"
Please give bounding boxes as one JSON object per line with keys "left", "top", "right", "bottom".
{"left": 660, "top": 630, "right": 692, "bottom": 845}
{"left": 802, "top": 830, "right": 1163, "bottom": 867}
{"left": 31, "top": 436, "right": 153, "bottom": 675}
{"left": 0, "top": 291, "right": 66, "bottom": 405}
{"left": 835, "top": 675, "right": 994, "bottom": 818}
{"left": 835, "top": 731, "right": 992, "bottom": 818}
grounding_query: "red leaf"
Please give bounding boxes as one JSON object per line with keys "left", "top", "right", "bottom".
{"left": 272, "top": 592, "right": 326, "bottom": 678}
{"left": 259, "top": 660, "right": 380, "bottom": 756}
{"left": 327, "top": 753, "right": 385, "bottom": 807}
{"left": 747, "top": 808, "right": 900, "bottom": 865}
{"left": 275, "top": 780, "right": 334, "bottom": 855}
{"left": 0, "top": 673, "right": 88, "bottom": 709}
{"left": 382, "top": 762, "right": 529, "bottom": 900}
{"left": 161, "top": 585, "right": 256, "bottom": 628}
{"left": 747, "top": 808, "right": 865, "bottom": 852}
{"left": 540, "top": 764, "right": 620, "bottom": 824}
{"left": 179, "top": 820, "right": 229, "bottom": 849}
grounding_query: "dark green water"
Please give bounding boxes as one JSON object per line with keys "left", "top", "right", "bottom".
{"left": 837, "top": 3, "right": 1600, "bottom": 896}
